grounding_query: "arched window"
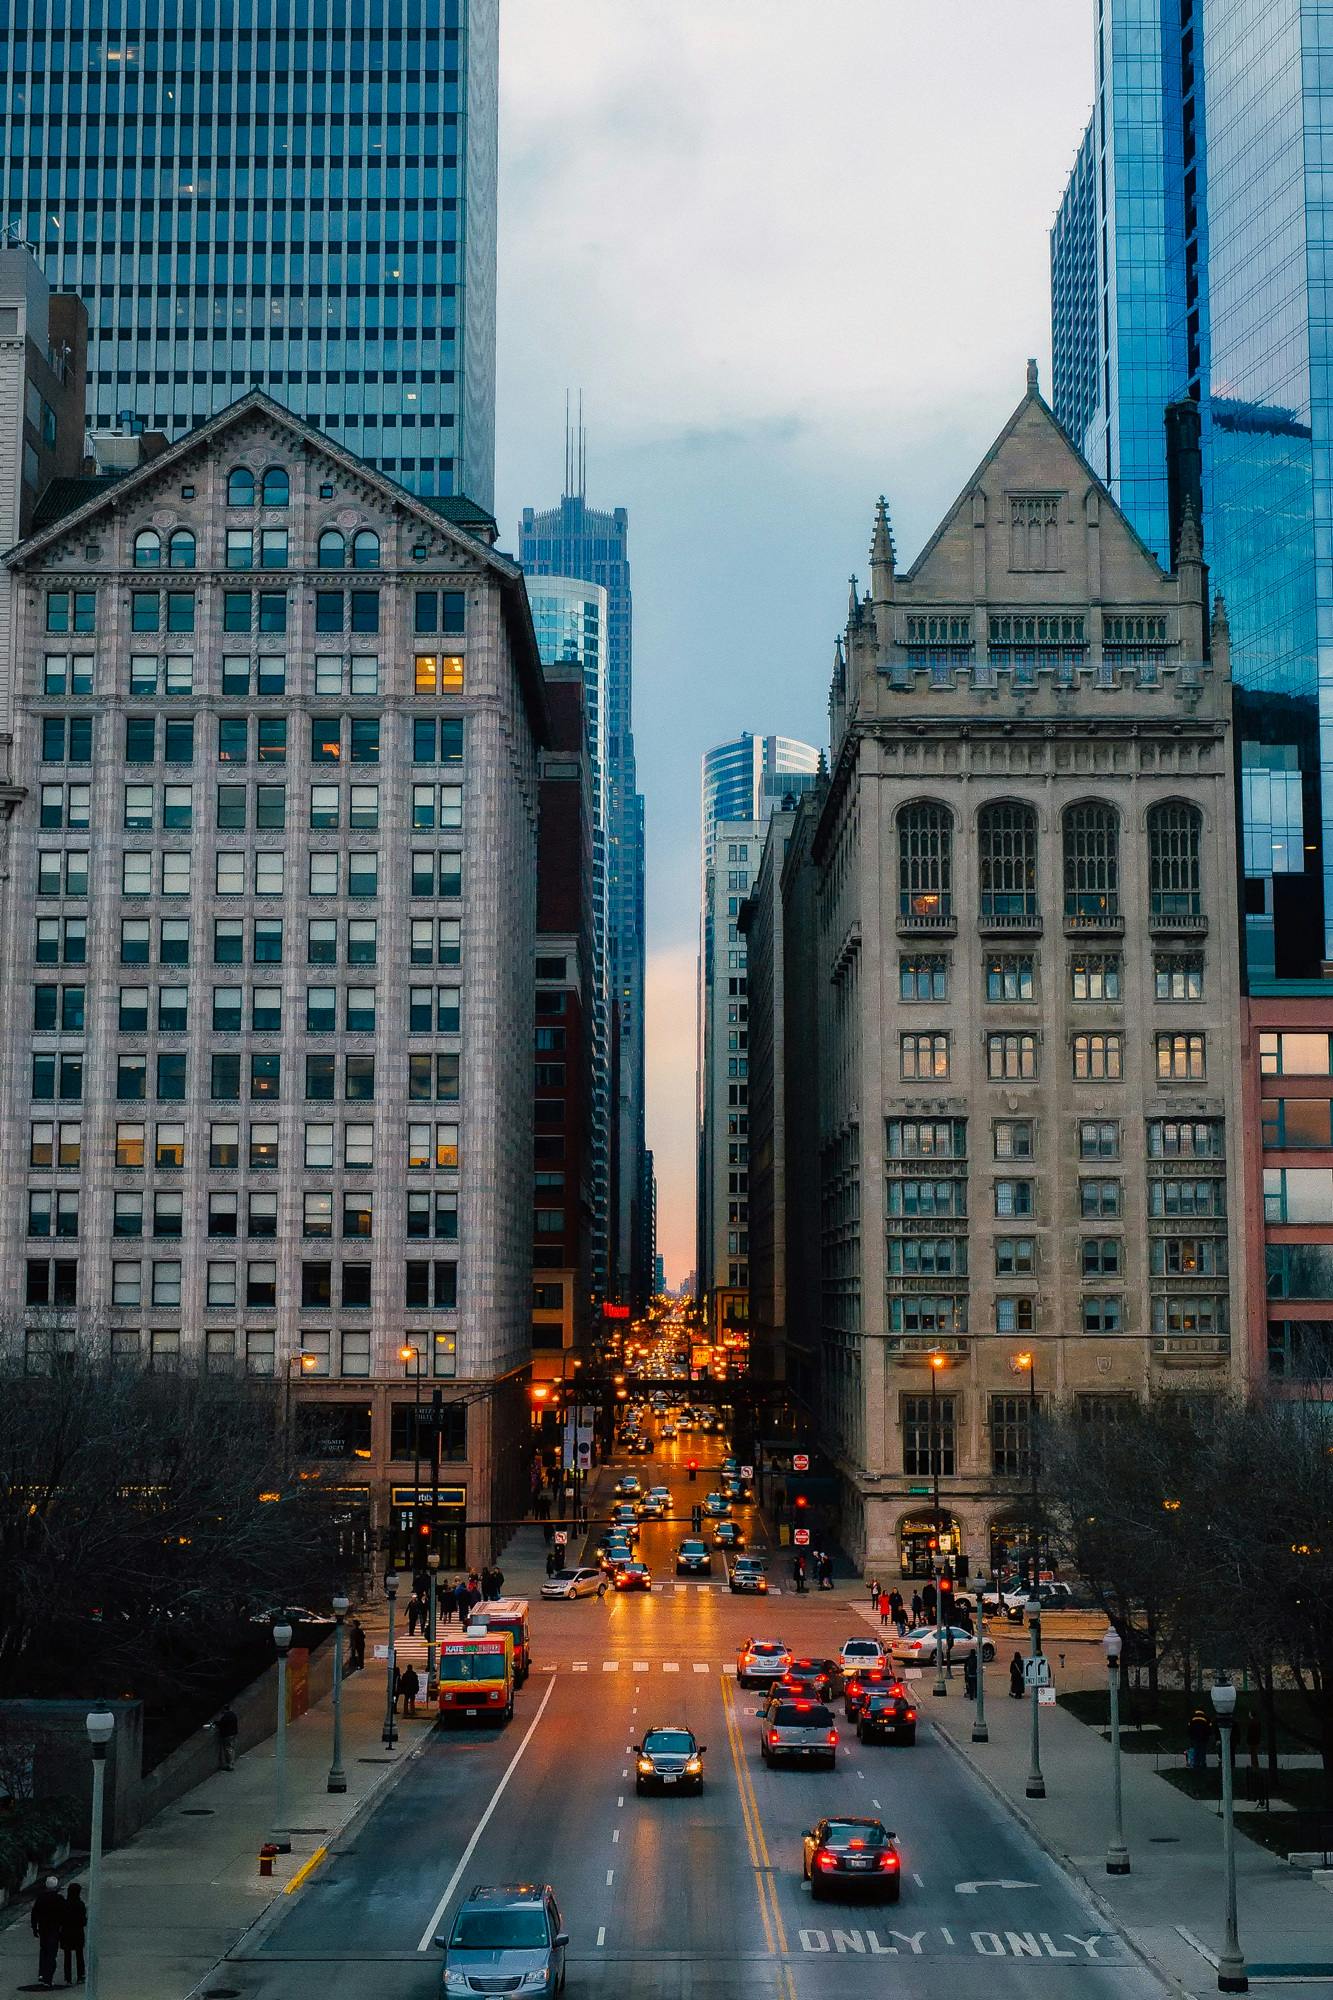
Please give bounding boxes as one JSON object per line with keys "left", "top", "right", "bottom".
{"left": 167, "top": 528, "right": 196, "bottom": 570}
{"left": 898, "top": 801, "right": 953, "bottom": 925}
{"left": 1148, "top": 801, "right": 1202, "bottom": 917}
{"left": 978, "top": 801, "right": 1038, "bottom": 919}
{"left": 317, "top": 528, "right": 346, "bottom": 569}
{"left": 261, "top": 466, "right": 289, "bottom": 507}
{"left": 351, "top": 528, "right": 380, "bottom": 570}
{"left": 227, "top": 467, "right": 255, "bottom": 506}
{"left": 132, "top": 528, "right": 161, "bottom": 568}
{"left": 1063, "top": 802, "right": 1120, "bottom": 923}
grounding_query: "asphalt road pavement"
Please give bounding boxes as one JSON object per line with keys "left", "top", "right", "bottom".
{"left": 211, "top": 1428, "right": 1166, "bottom": 2000}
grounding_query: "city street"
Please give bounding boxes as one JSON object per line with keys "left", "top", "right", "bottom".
{"left": 213, "top": 1433, "right": 1161, "bottom": 2000}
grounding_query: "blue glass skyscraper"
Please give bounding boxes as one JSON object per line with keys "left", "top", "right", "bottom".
{"left": 1050, "top": 0, "right": 1333, "bottom": 978}
{"left": 1, "top": 0, "right": 498, "bottom": 504}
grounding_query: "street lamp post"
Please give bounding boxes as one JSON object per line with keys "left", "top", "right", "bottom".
{"left": 1211, "top": 1681, "right": 1248, "bottom": 1993}
{"left": 1026, "top": 1588, "right": 1046, "bottom": 1798}
{"left": 84, "top": 1709, "right": 114, "bottom": 2000}
{"left": 426, "top": 1552, "right": 441, "bottom": 1698}
{"left": 327, "top": 1594, "right": 349, "bottom": 1793}
{"left": 1103, "top": 1627, "right": 1130, "bottom": 1873}
{"left": 271, "top": 1621, "right": 293, "bottom": 1851}
{"left": 972, "top": 1573, "right": 989, "bottom": 1744}
{"left": 382, "top": 1572, "right": 400, "bottom": 1749}
{"left": 400, "top": 1343, "right": 424, "bottom": 1571}
{"left": 929, "top": 1354, "right": 948, "bottom": 1698}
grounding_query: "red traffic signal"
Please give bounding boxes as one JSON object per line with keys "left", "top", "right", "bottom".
{"left": 794, "top": 1494, "right": 808, "bottom": 1509}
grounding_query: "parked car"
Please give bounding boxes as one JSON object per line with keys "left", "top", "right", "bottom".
{"left": 888, "top": 1626, "right": 995, "bottom": 1665}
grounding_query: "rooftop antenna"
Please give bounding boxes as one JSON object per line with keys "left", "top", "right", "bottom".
{"left": 578, "top": 390, "right": 587, "bottom": 502}
{"left": 564, "top": 390, "right": 573, "bottom": 499}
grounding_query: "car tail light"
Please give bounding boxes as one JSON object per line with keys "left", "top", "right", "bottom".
{"left": 905, "top": 1708, "right": 917, "bottom": 1721}
{"left": 794, "top": 1700, "right": 812, "bottom": 1712}
{"left": 878, "top": 1852, "right": 899, "bottom": 1871}
{"left": 769, "top": 1732, "right": 781, "bottom": 1748}
{"left": 816, "top": 1851, "right": 838, "bottom": 1870}
{"left": 827, "top": 1729, "right": 838, "bottom": 1745}
{"left": 847, "top": 1680, "right": 861, "bottom": 1698}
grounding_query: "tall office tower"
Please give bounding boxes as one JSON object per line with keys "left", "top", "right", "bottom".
{"left": 696, "top": 814, "right": 763, "bottom": 1338}
{"left": 788, "top": 378, "right": 1247, "bottom": 1573}
{"left": 526, "top": 577, "right": 612, "bottom": 1301}
{"left": 736, "top": 802, "right": 799, "bottom": 1384}
{"left": 0, "top": 390, "right": 547, "bottom": 1569}
{"left": 520, "top": 445, "right": 646, "bottom": 1306}
{"left": 1049, "top": 0, "right": 1333, "bottom": 982}
{"left": 0, "top": 2, "right": 498, "bottom": 506}
{"left": 701, "top": 733, "right": 820, "bottom": 871}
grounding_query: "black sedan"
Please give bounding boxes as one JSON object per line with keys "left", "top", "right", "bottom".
{"left": 802, "top": 1817, "right": 902, "bottom": 1902}
{"left": 782, "top": 1656, "right": 843, "bottom": 1702}
{"left": 856, "top": 1686, "right": 918, "bottom": 1745}
{"left": 675, "top": 1538, "right": 712, "bottom": 1576}
{"left": 634, "top": 1724, "right": 705, "bottom": 1795}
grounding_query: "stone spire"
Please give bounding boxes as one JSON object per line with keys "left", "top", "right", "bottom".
{"left": 1211, "top": 591, "right": 1230, "bottom": 642}
{"left": 832, "top": 634, "right": 846, "bottom": 694}
{"left": 870, "top": 494, "right": 896, "bottom": 602}
{"left": 1177, "top": 493, "right": 1203, "bottom": 569}
{"left": 1026, "top": 357, "right": 1040, "bottom": 395}
{"left": 847, "top": 574, "right": 862, "bottom": 628}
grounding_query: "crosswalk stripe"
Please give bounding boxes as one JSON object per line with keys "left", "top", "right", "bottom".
{"left": 633, "top": 1661, "right": 649, "bottom": 1673}
{"left": 723, "top": 1664, "right": 738, "bottom": 1676}
{"left": 662, "top": 1661, "right": 679, "bottom": 1673}
{"left": 572, "top": 1661, "right": 587, "bottom": 1673}
{"left": 601, "top": 1660, "right": 619, "bottom": 1672}
{"left": 693, "top": 1663, "right": 710, "bottom": 1674}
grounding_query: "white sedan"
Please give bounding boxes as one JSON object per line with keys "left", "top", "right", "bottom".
{"left": 888, "top": 1625, "right": 996, "bottom": 1665}
{"left": 540, "top": 1566, "right": 607, "bottom": 1600}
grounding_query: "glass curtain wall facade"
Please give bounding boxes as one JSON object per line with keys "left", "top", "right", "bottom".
{"left": 0, "top": 0, "right": 499, "bottom": 506}
{"left": 527, "top": 576, "right": 612, "bottom": 1298}
{"left": 519, "top": 489, "right": 646, "bottom": 1305}
{"left": 1050, "top": 0, "right": 1333, "bottom": 978}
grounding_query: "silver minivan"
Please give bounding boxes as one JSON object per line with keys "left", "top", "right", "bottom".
{"left": 758, "top": 1699, "right": 839, "bottom": 1769}
{"left": 437, "top": 1884, "right": 568, "bottom": 1996}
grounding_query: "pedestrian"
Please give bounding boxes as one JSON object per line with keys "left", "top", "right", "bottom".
{"left": 348, "top": 1618, "right": 366, "bottom": 1672}
{"left": 545, "top": 1547, "right": 557, "bottom": 1578}
{"left": 490, "top": 1566, "right": 505, "bottom": 1599}
{"left": 878, "top": 1588, "right": 891, "bottom": 1627}
{"left": 406, "top": 1591, "right": 421, "bottom": 1637}
{"left": 1187, "top": 1707, "right": 1211, "bottom": 1772}
{"left": 413, "top": 1567, "right": 429, "bottom": 1602}
{"left": 922, "top": 1580, "right": 937, "bottom": 1624}
{"left": 910, "top": 1590, "right": 923, "bottom": 1628}
{"left": 793, "top": 1555, "right": 806, "bottom": 1594}
{"left": 439, "top": 1586, "right": 455, "bottom": 1626}
{"left": 454, "top": 1579, "right": 471, "bottom": 1625}
{"left": 391, "top": 1663, "right": 403, "bottom": 1714}
{"left": 399, "top": 1663, "right": 421, "bottom": 1717}
{"left": 889, "top": 1588, "right": 903, "bottom": 1625}
{"left": 60, "top": 1882, "right": 87, "bottom": 1987}
{"left": 30, "top": 1873, "right": 64, "bottom": 1989}
{"left": 466, "top": 1577, "right": 482, "bottom": 1612}
{"left": 963, "top": 1651, "right": 978, "bottom": 1701}
{"left": 1009, "top": 1652, "right": 1025, "bottom": 1700}
{"left": 867, "top": 1574, "right": 880, "bottom": 1608}
{"left": 944, "top": 1625, "right": 955, "bottom": 1676}
{"left": 213, "top": 1702, "right": 239, "bottom": 1770}
{"left": 821, "top": 1554, "right": 834, "bottom": 1591}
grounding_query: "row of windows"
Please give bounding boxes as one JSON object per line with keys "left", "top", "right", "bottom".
{"left": 40, "top": 847, "right": 464, "bottom": 900}
{"left": 28, "top": 1187, "right": 460, "bottom": 1242}
{"left": 25, "top": 1256, "right": 458, "bottom": 1312}
{"left": 900, "top": 1386, "right": 1226, "bottom": 1478}
{"left": 40, "top": 778, "right": 464, "bottom": 831}
{"left": 898, "top": 797, "right": 1203, "bottom": 921}
{"left": 21, "top": 1329, "right": 461, "bottom": 1389}
{"left": 40, "top": 713, "right": 464, "bottom": 765}
{"left": 882, "top": 1230, "right": 1225, "bottom": 1279}
{"left": 35, "top": 915, "right": 462, "bottom": 967}
{"left": 35, "top": 982, "right": 460, "bottom": 1037}
{"left": 30, "top": 1117, "right": 460, "bottom": 1173}
{"left": 43, "top": 644, "right": 463, "bottom": 699}
{"left": 885, "top": 1293, "right": 1228, "bottom": 1341}
{"left": 898, "top": 1030, "right": 1207, "bottom": 1081}
{"left": 899, "top": 951, "right": 1204, "bottom": 1003}
{"left": 34, "top": 1048, "right": 461, "bottom": 1104}
{"left": 129, "top": 523, "right": 449, "bottom": 582}
{"left": 885, "top": 1173, "right": 1226, "bottom": 1221}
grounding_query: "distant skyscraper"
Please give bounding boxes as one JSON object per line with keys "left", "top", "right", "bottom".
{"left": 520, "top": 426, "right": 646, "bottom": 1304}
{"left": 1050, "top": 0, "right": 1333, "bottom": 979}
{"left": 701, "top": 734, "right": 820, "bottom": 869}
{"left": 1, "top": 1, "right": 499, "bottom": 504}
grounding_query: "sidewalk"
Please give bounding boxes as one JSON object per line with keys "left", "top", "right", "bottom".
{"left": 851, "top": 1602, "right": 1333, "bottom": 1995}
{"left": 0, "top": 1607, "right": 430, "bottom": 2000}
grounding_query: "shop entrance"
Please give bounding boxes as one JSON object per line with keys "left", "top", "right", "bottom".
{"left": 898, "top": 1513, "right": 963, "bottom": 1580}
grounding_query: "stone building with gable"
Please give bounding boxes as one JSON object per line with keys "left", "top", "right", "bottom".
{"left": 802, "top": 366, "right": 1249, "bottom": 1577}
{"left": 0, "top": 389, "right": 547, "bottom": 1569}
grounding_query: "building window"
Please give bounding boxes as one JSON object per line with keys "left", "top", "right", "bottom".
{"left": 1147, "top": 1119, "right": 1224, "bottom": 1158}
{"left": 885, "top": 1118, "right": 966, "bottom": 1160}
{"left": 1149, "top": 1176, "right": 1225, "bottom": 1218}
{"left": 1063, "top": 802, "right": 1119, "bottom": 923}
{"left": 886, "top": 1178, "right": 966, "bottom": 1218}
{"left": 1082, "top": 1294, "right": 1122, "bottom": 1333}
{"left": 1078, "top": 1120, "right": 1119, "bottom": 1159}
{"left": 899, "top": 954, "right": 948, "bottom": 1001}
{"left": 978, "top": 801, "right": 1038, "bottom": 918}
{"left": 986, "top": 1032, "right": 1037, "bottom": 1080}
{"left": 995, "top": 1295, "right": 1035, "bottom": 1333}
{"left": 1147, "top": 801, "right": 1203, "bottom": 917}
{"left": 994, "top": 1178, "right": 1034, "bottom": 1217}
{"left": 985, "top": 954, "right": 1034, "bottom": 1001}
{"left": 1155, "top": 1032, "right": 1206, "bottom": 1081}
{"left": 995, "top": 1236, "right": 1036, "bottom": 1275}
{"left": 1073, "top": 1032, "right": 1122, "bottom": 1080}
{"left": 897, "top": 800, "right": 952, "bottom": 922}
{"left": 900, "top": 1032, "right": 949, "bottom": 1080}
{"left": 992, "top": 1119, "right": 1033, "bottom": 1159}
{"left": 902, "top": 1394, "right": 955, "bottom": 1476}
{"left": 1081, "top": 1236, "right": 1121, "bottom": 1276}
{"left": 1070, "top": 953, "right": 1121, "bottom": 1000}
{"left": 1079, "top": 1178, "right": 1121, "bottom": 1217}
{"left": 1009, "top": 493, "right": 1059, "bottom": 571}
{"left": 1154, "top": 952, "right": 1204, "bottom": 1001}
{"left": 990, "top": 1394, "right": 1038, "bottom": 1477}
{"left": 1150, "top": 1237, "right": 1227, "bottom": 1276}
{"left": 1258, "top": 1032, "right": 1332, "bottom": 1077}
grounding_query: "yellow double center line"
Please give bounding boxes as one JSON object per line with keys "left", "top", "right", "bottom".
{"left": 722, "top": 1676, "right": 797, "bottom": 2000}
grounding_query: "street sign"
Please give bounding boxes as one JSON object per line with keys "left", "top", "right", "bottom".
{"left": 1023, "top": 1655, "right": 1052, "bottom": 1688}
{"left": 577, "top": 1441, "right": 591, "bottom": 1468}
{"left": 740, "top": 1464, "right": 754, "bottom": 1481}
{"left": 1038, "top": 1686, "right": 1056, "bottom": 1705}
{"left": 792, "top": 1453, "right": 810, "bottom": 1472}
{"left": 793, "top": 1527, "right": 810, "bottom": 1546}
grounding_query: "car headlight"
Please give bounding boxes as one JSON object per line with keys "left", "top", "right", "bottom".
{"left": 684, "top": 1757, "right": 702, "bottom": 1773}
{"left": 519, "top": 1972, "right": 552, "bottom": 1991}
{"left": 637, "top": 1757, "right": 654, "bottom": 1773}
{"left": 444, "top": 1972, "right": 471, "bottom": 1992}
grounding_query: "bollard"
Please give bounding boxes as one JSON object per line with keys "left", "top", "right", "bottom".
{"left": 259, "top": 1842, "right": 279, "bottom": 1877}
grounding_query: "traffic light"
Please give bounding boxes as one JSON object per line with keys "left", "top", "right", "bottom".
{"left": 939, "top": 1575, "right": 953, "bottom": 1608}
{"left": 794, "top": 1493, "right": 808, "bottom": 1510}
{"left": 687, "top": 1459, "right": 698, "bottom": 1482}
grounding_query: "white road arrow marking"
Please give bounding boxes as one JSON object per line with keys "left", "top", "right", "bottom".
{"left": 955, "top": 1880, "right": 1040, "bottom": 1895}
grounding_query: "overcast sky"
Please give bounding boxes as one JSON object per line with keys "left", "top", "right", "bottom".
{"left": 495, "top": 2, "right": 1092, "bottom": 1286}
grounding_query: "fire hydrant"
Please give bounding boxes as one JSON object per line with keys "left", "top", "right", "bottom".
{"left": 259, "top": 1842, "right": 279, "bottom": 1877}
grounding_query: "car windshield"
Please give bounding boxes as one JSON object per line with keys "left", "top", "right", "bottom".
{"left": 549, "top": 1570, "right": 579, "bottom": 1582}
{"left": 439, "top": 1652, "right": 506, "bottom": 1682}
{"left": 751, "top": 1642, "right": 785, "bottom": 1656}
{"left": 823, "top": 1821, "right": 887, "bottom": 1849}
{"left": 773, "top": 1703, "right": 832, "bottom": 1727}
{"left": 844, "top": 1641, "right": 877, "bottom": 1654}
{"left": 681, "top": 1541, "right": 705, "bottom": 1555}
{"left": 451, "top": 1909, "right": 550, "bottom": 1950}
{"left": 644, "top": 1729, "right": 693, "bottom": 1754}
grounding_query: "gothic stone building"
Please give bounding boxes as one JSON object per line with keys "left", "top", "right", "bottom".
{"left": 0, "top": 391, "right": 547, "bottom": 1568}
{"left": 810, "top": 371, "right": 1248, "bottom": 1578}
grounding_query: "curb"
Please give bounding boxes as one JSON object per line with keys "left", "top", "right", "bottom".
{"left": 181, "top": 1717, "right": 438, "bottom": 1996}
{"left": 930, "top": 1709, "right": 1192, "bottom": 2000}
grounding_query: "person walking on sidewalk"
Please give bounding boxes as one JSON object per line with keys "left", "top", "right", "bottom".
{"left": 454, "top": 1578, "right": 471, "bottom": 1625}
{"left": 878, "top": 1588, "right": 891, "bottom": 1627}
{"left": 963, "top": 1651, "right": 978, "bottom": 1701}
{"left": 910, "top": 1590, "right": 923, "bottom": 1628}
{"left": 30, "top": 1874, "right": 65, "bottom": 1989}
{"left": 60, "top": 1882, "right": 87, "bottom": 1986}
{"left": 793, "top": 1555, "right": 806, "bottom": 1594}
{"left": 213, "top": 1703, "right": 239, "bottom": 1769}
{"left": 348, "top": 1618, "right": 366, "bottom": 1673}
{"left": 890, "top": 1589, "right": 906, "bottom": 1635}
{"left": 867, "top": 1574, "right": 880, "bottom": 1609}
{"left": 405, "top": 1591, "right": 422, "bottom": 1637}
{"left": 1009, "top": 1651, "right": 1025, "bottom": 1699}
{"left": 439, "top": 1586, "right": 455, "bottom": 1627}
{"left": 1188, "top": 1706, "right": 1211, "bottom": 1771}
{"left": 399, "top": 1663, "right": 421, "bottom": 1717}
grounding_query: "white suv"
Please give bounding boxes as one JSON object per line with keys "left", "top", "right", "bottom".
{"left": 839, "top": 1636, "right": 886, "bottom": 1674}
